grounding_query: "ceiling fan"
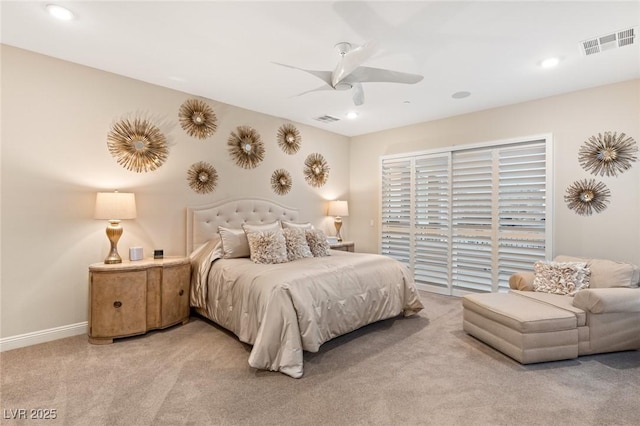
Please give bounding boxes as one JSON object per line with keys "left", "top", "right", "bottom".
{"left": 275, "top": 41, "right": 424, "bottom": 106}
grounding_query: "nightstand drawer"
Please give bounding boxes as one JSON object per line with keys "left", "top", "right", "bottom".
{"left": 90, "top": 271, "right": 147, "bottom": 339}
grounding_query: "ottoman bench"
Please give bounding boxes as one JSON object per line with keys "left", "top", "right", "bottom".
{"left": 462, "top": 292, "right": 579, "bottom": 364}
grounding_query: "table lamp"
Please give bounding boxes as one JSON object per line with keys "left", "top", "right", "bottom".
{"left": 328, "top": 200, "right": 349, "bottom": 242}
{"left": 95, "top": 191, "right": 137, "bottom": 264}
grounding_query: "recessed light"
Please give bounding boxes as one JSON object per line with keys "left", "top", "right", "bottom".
{"left": 346, "top": 111, "right": 358, "bottom": 119}
{"left": 452, "top": 91, "right": 471, "bottom": 99}
{"left": 46, "top": 4, "right": 75, "bottom": 21}
{"left": 540, "top": 57, "right": 560, "bottom": 68}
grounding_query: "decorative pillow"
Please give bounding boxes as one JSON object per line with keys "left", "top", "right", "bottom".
{"left": 283, "top": 228, "right": 313, "bottom": 261}
{"left": 281, "top": 220, "right": 314, "bottom": 230}
{"left": 245, "top": 230, "right": 288, "bottom": 264}
{"left": 533, "top": 261, "right": 591, "bottom": 296}
{"left": 305, "top": 229, "right": 331, "bottom": 257}
{"left": 242, "top": 221, "right": 281, "bottom": 234}
{"left": 555, "top": 255, "right": 639, "bottom": 289}
{"left": 218, "top": 226, "right": 250, "bottom": 259}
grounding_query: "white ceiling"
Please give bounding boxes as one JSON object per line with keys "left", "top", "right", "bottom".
{"left": 1, "top": 1, "right": 639, "bottom": 137}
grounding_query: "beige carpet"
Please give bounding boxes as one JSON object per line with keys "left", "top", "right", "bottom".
{"left": 2, "top": 292, "right": 639, "bottom": 425}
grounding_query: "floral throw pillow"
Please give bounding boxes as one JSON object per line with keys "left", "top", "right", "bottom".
{"left": 245, "top": 230, "right": 288, "bottom": 264}
{"left": 533, "top": 261, "right": 591, "bottom": 296}
{"left": 283, "top": 228, "right": 313, "bottom": 261}
{"left": 305, "top": 229, "right": 331, "bottom": 257}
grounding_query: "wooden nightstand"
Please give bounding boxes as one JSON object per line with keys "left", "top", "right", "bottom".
{"left": 330, "top": 241, "right": 355, "bottom": 252}
{"left": 88, "top": 257, "right": 190, "bottom": 344}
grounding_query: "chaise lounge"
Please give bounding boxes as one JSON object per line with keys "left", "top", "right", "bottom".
{"left": 462, "top": 255, "right": 640, "bottom": 364}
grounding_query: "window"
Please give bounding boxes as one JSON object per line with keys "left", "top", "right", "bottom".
{"left": 380, "top": 135, "right": 552, "bottom": 295}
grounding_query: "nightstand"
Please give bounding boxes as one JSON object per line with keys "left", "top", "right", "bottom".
{"left": 88, "top": 257, "right": 190, "bottom": 344}
{"left": 330, "top": 241, "right": 355, "bottom": 252}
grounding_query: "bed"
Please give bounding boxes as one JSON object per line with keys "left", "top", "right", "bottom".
{"left": 187, "top": 198, "right": 424, "bottom": 378}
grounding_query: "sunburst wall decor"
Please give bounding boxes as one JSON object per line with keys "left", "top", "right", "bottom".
{"left": 277, "top": 123, "right": 301, "bottom": 154}
{"left": 564, "top": 178, "right": 611, "bottom": 216}
{"left": 107, "top": 117, "right": 168, "bottom": 173}
{"left": 187, "top": 161, "right": 218, "bottom": 194}
{"left": 178, "top": 99, "right": 218, "bottom": 139}
{"left": 578, "top": 131, "right": 638, "bottom": 177}
{"left": 303, "top": 153, "right": 330, "bottom": 187}
{"left": 227, "top": 126, "right": 265, "bottom": 169}
{"left": 271, "top": 169, "right": 292, "bottom": 195}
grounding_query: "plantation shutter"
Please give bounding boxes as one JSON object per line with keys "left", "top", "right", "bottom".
{"left": 451, "top": 149, "right": 494, "bottom": 292}
{"left": 380, "top": 136, "right": 551, "bottom": 295}
{"left": 497, "top": 141, "right": 548, "bottom": 290}
{"left": 414, "top": 154, "right": 451, "bottom": 290}
{"left": 381, "top": 157, "right": 412, "bottom": 264}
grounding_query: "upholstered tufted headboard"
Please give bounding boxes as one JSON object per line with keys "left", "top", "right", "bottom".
{"left": 186, "top": 197, "right": 300, "bottom": 254}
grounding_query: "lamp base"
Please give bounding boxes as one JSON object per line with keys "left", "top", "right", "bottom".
{"left": 104, "top": 220, "right": 123, "bottom": 264}
{"left": 334, "top": 217, "right": 343, "bottom": 242}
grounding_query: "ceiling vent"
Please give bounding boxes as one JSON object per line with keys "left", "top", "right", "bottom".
{"left": 313, "top": 115, "right": 340, "bottom": 123}
{"left": 580, "top": 27, "right": 637, "bottom": 56}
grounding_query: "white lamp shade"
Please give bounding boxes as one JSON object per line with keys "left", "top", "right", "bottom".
{"left": 328, "top": 200, "right": 349, "bottom": 217}
{"left": 94, "top": 192, "right": 137, "bottom": 220}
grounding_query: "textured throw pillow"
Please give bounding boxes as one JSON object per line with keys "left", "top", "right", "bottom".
{"left": 533, "top": 261, "right": 591, "bottom": 296}
{"left": 283, "top": 228, "right": 313, "bottom": 261}
{"left": 281, "top": 220, "right": 314, "bottom": 230}
{"left": 218, "top": 226, "right": 250, "bottom": 259}
{"left": 245, "top": 230, "right": 288, "bottom": 264}
{"left": 305, "top": 229, "right": 331, "bottom": 257}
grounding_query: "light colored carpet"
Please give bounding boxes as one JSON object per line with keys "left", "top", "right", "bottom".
{"left": 1, "top": 292, "right": 639, "bottom": 425}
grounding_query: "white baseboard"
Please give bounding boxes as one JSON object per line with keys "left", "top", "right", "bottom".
{"left": 0, "top": 322, "right": 88, "bottom": 352}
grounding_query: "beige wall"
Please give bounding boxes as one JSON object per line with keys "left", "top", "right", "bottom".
{"left": 349, "top": 79, "right": 640, "bottom": 267}
{"left": 1, "top": 45, "right": 350, "bottom": 340}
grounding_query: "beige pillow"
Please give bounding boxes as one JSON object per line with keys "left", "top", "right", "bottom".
{"left": 218, "top": 226, "right": 250, "bottom": 259}
{"left": 305, "top": 229, "right": 331, "bottom": 257}
{"left": 533, "top": 261, "right": 591, "bottom": 296}
{"left": 245, "top": 230, "right": 288, "bottom": 264}
{"left": 283, "top": 228, "right": 313, "bottom": 261}
{"left": 555, "top": 255, "right": 639, "bottom": 288}
{"left": 242, "top": 221, "right": 281, "bottom": 234}
{"left": 281, "top": 220, "right": 313, "bottom": 230}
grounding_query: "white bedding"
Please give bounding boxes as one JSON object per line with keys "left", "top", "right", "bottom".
{"left": 190, "top": 238, "right": 424, "bottom": 378}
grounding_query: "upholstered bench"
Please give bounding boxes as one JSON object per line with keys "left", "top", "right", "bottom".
{"left": 462, "top": 292, "right": 579, "bottom": 364}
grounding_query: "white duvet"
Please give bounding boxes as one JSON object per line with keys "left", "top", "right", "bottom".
{"left": 190, "top": 239, "right": 424, "bottom": 378}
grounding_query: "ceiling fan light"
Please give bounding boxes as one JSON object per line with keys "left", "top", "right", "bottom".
{"left": 46, "top": 4, "right": 75, "bottom": 20}
{"left": 346, "top": 111, "right": 358, "bottom": 119}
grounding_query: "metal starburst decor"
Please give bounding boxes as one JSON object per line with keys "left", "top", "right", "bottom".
{"left": 303, "top": 153, "right": 330, "bottom": 187}
{"left": 227, "top": 126, "right": 265, "bottom": 169}
{"left": 271, "top": 169, "right": 292, "bottom": 195}
{"left": 578, "top": 131, "right": 638, "bottom": 177}
{"left": 277, "top": 123, "right": 301, "bottom": 155}
{"left": 107, "top": 117, "right": 168, "bottom": 173}
{"left": 187, "top": 161, "right": 218, "bottom": 194}
{"left": 564, "top": 179, "right": 611, "bottom": 216}
{"left": 178, "top": 99, "right": 218, "bottom": 139}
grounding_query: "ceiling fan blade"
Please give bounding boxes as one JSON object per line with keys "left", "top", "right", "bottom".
{"left": 347, "top": 66, "right": 424, "bottom": 84}
{"left": 352, "top": 83, "right": 365, "bottom": 106}
{"left": 292, "top": 85, "right": 334, "bottom": 98}
{"left": 272, "top": 62, "right": 333, "bottom": 87}
{"left": 331, "top": 40, "right": 378, "bottom": 88}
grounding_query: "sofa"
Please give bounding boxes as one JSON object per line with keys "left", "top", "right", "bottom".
{"left": 462, "top": 255, "right": 640, "bottom": 364}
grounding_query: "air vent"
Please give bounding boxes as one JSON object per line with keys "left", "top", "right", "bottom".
{"left": 580, "top": 26, "right": 637, "bottom": 56}
{"left": 313, "top": 115, "right": 340, "bottom": 123}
